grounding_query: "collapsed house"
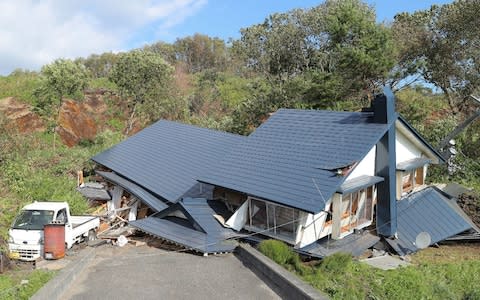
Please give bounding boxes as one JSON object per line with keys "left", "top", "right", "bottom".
{"left": 82, "top": 89, "right": 479, "bottom": 256}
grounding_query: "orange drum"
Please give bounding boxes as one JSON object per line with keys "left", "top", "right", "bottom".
{"left": 43, "top": 223, "right": 65, "bottom": 259}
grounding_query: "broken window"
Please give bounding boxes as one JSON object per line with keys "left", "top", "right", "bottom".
{"left": 335, "top": 185, "right": 375, "bottom": 237}
{"left": 247, "top": 197, "right": 300, "bottom": 243}
{"left": 401, "top": 167, "right": 424, "bottom": 194}
{"left": 250, "top": 199, "right": 267, "bottom": 230}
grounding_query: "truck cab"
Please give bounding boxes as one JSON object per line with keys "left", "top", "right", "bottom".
{"left": 8, "top": 202, "right": 99, "bottom": 261}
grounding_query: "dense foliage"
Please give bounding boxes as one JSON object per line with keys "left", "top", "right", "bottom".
{"left": 392, "top": 0, "right": 480, "bottom": 114}
{"left": 109, "top": 50, "right": 176, "bottom": 133}
{"left": 34, "top": 59, "right": 89, "bottom": 115}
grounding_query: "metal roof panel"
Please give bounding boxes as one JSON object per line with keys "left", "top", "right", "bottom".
{"left": 92, "top": 120, "right": 245, "bottom": 203}
{"left": 396, "top": 157, "right": 431, "bottom": 171}
{"left": 201, "top": 109, "right": 389, "bottom": 212}
{"left": 337, "top": 175, "right": 384, "bottom": 194}
{"left": 130, "top": 198, "right": 240, "bottom": 253}
{"left": 96, "top": 171, "right": 168, "bottom": 212}
{"left": 387, "top": 187, "right": 474, "bottom": 256}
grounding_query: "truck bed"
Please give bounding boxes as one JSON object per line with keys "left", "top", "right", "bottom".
{"left": 69, "top": 215, "right": 100, "bottom": 247}
{"left": 71, "top": 215, "right": 98, "bottom": 229}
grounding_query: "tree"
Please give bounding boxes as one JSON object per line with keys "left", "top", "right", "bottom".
{"left": 109, "top": 50, "right": 174, "bottom": 134}
{"left": 143, "top": 41, "right": 177, "bottom": 65}
{"left": 233, "top": 0, "right": 395, "bottom": 108}
{"left": 174, "top": 34, "right": 230, "bottom": 73}
{"left": 76, "top": 52, "right": 119, "bottom": 79}
{"left": 229, "top": 0, "right": 395, "bottom": 133}
{"left": 233, "top": 9, "right": 312, "bottom": 80}
{"left": 392, "top": 0, "right": 480, "bottom": 114}
{"left": 34, "top": 59, "right": 89, "bottom": 151}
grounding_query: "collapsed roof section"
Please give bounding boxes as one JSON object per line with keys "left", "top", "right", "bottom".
{"left": 298, "top": 232, "right": 381, "bottom": 258}
{"left": 92, "top": 120, "right": 245, "bottom": 204}
{"left": 386, "top": 187, "right": 480, "bottom": 256}
{"left": 77, "top": 182, "right": 111, "bottom": 200}
{"left": 96, "top": 171, "right": 168, "bottom": 212}
{"left": 130, "top": 198, "right": 241, "bottom": 254}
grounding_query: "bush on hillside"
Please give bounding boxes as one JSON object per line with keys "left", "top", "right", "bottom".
{"left": 318, "top": 252, "right": 352, "bottom": 275}
{"left": 258, "top": 239, "right": 293, "bottom": 265}
{"left": 257, "top": 239, "right": 309, "bottom": 275}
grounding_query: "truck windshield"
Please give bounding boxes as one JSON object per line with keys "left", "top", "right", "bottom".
{"left": 12, "top": 210, "right": 54, "bottom": 230}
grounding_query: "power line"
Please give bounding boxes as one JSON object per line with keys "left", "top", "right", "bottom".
{"left": 130, "top": 187, "right": 452, "bottom": 257}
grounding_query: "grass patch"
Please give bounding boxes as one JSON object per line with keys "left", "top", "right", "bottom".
{"left": 0, "top": 269, "right": 56, "bottom": 300}
{"left": 0, "top": 129, "right": 123, "bottom": 239}
{"left": 258, "top": 241, "right": 480, "bottom": 299}
{"left": 0, "top": 71, "right": 41, "bottom": 105}
{"left": 258, "top": 240, "right": 309, "bottom": 275}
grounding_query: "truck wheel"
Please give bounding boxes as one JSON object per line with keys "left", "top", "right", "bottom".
{"left": 86, "top": 230, "right": 97, "bottom": 246}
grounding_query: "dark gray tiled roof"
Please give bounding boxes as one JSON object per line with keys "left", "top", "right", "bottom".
{"left": 130, "top": 217, "right": 238, "bottom": 253}
{"left": 298, "top": 232, "right": 380, "bottom": 258}
{"left": 181, "top": 198, "right": 234, "bottom": 240}
{"left": 130, "top": 198, "right": 240, "bottom": 254}
{"left": 337, "top": 175, "right": 384, "bottom": 194}
{"left": 386, "top": 187, "right": 474, "bottom": 256}
{"left": 396, "top": 157, "right": 431, "bottom": 171}
{"left": 200, "top": 109, "right": 389, "bottom": 213}
{"left": 96, "top": 171, "right": 168, "bottom": 212}
{"left": 92, "top": 120, "right": 244, "bottom": 203}
{"left": 77, "top": 183, "right": 111, "bottom": 200}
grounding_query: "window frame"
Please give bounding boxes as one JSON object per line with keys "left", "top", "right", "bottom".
{"left": 246, "top": 197, "right": 300, "bottom": 244}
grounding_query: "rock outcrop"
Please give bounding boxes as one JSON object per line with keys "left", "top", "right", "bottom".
{"left": 0, "top": 97, "right": 45, "bottom": 133}
{"left": 57, "top": 99, "right": 97, "bottom": 147}
{"left": 1, "top": 90, "right": 120, "bottom": 147}
{"left": 83, "top": 91, "right": 109, "bottom": 121}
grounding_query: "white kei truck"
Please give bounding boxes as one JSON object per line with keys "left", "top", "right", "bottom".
{"left": 8, "top": 201, "right": 100, "bottom": 261}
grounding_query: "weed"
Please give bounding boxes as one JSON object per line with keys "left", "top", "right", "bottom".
{"left": 258, "top": 240, "right": 293, "bottom": 265}
{"left": 318, "top": 252, "right": 351, "bottom": 274}
{"left": 0, "top": 269, "right": 55, "bottom": 300}
{"left": 258, "top": 240, "right": 480, "bottom": 299}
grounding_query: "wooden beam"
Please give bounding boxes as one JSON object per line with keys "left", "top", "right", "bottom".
{"left": 416, "top": 167, "right": 424, "bottom": 185}
{"left": 331, "top": 193, "right": 342, "bottom": 239}
{"left": 396, "top": 171, "right": 403, "bottom": 200}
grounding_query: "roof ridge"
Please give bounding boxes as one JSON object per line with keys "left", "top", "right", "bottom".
{"left": 157, "top": 119, "right": 245, "bottom": 138}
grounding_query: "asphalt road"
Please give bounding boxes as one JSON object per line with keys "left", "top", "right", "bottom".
{"left": 61, "top": 243, "right": 281, "bottom": 300}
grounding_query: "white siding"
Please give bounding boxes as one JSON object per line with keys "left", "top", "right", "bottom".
{"left": 296, "top": 202, "right": 331, "bottom": 248}
{"left": 225, "top": 200, "right": 248, "bottom": 231}
{"left": 396, "top": 129, "right": 423, "bottom": 164}
{"left": 347, "top": 145, "right": 376, "bottom": 180}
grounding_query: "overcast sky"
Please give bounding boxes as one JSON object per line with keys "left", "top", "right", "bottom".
{"left": 0, "top": 0, "right": 452, "bottom": 75}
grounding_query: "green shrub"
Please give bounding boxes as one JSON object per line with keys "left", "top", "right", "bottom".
{"left": 0, "top": 70, "right": 42, "bottom": 106}
{"left": 258, "top": 239, "right": 293, "bottom": 265}
{"left": 463, "top": 289, "right": 480, "bottom": 300}
{"left": 257, "top": 239, "right": 310, "bottom": 275}
{"left": 318, "top": 252, "right": 352, "bottom": 275}
{"left": 106, "top": 118, "right": 124, "bottom": 132}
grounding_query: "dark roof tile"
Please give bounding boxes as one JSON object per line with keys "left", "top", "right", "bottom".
{"left": 201, "top": 109, "right": 389, "bottom": 213}
{"left": 386, "top": 187, "right": 474, "bottom": 255}
{"left": 92, "top": 120, "right": 244, "bottom": 203}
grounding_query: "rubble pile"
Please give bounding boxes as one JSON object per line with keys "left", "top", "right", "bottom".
{"left": 457, "top": 192, "right": 480, "bottom": 228}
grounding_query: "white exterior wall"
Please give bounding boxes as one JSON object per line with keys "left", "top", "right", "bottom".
{"left": 296, "top": 202, "right": 331, "bottom": 248}
{"left": 346, "top": 145, "right": 376, "bottom": 180}
{"left": 396, "top": 130, "right": 423, "bottom": 164}
{"left": 225, "top": 200, "right": 248, "bottom": 231}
